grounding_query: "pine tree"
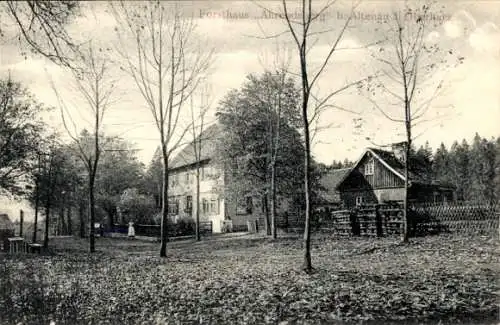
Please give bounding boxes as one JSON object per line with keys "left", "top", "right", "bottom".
{"left": 481, "top": 138, "right": 496, "bottom": 203}
{"left": 450, "top": 139, "right": 470, "bottom": 201}
{"left": 494, "top": 136, "right": 500, "bottom": 201}
{"left": 433, "top": 143, "right": 452, "bottom": 185}
{"left": 469, "top": 133, "right": 486, "bottom": 201}
{"left": 414, "top": 141, "right": 433, "bottom": 181}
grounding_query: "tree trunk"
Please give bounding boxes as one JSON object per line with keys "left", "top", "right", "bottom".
{"left": 79, "top": 201, "right": 85, "bottom": 238}
{"left": 402, "top": 140, "right": 410, "bottom": 243}
{"left": 271, "top": 162, "right": 277, "bottom": 239}
{"left": 67, "top": 205, "right": 72, "bottom": 236}
{"left": 19, "top": 210, "right": 24, "bottom": 237}
{"left": 107, "top": 210, "right": 114, "bottom": 230}
{"left": 89, "top": 176, "right": 96, "bottom": 253}
{"left": 43, "top": 203, "right": 51, "bottom": 248}
{"left": 159, "top": 143, "right": 169, "bottom": 257}
{"left": 300, "top": 51, "right": 313, "bottom": 273}
{"left": 195, "top": 163, "right": 201, "bottom": 241}
{"left": 263, "top": 193, "right": 271, "bottom": 235}
{"left": 302, "top": 131, "right": 312, "bottom": 272}
{"left": 33, "top": 181, "right": 40, "bottom": 242}
{"left": 60, "top": 206, "right": 67, "bottom": 236}
{"left": 43, "top": 163, "right": 54, "bottom": 249}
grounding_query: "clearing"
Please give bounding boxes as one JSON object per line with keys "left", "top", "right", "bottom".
{"left": 0, "top": 233, "right": 498, "bottom": 325}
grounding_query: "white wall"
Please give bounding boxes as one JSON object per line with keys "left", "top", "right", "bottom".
{"left": 168, "top": 163, "right": 226, "bottom": 233}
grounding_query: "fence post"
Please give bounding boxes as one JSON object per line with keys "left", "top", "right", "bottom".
{"left": 375, "top": 205, "right": 383, "bottom": 237}
{"left": 19, "top": 210, "right": 24, "bottom": 237}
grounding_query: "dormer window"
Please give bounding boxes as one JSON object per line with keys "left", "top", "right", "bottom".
{"left": 365, "top": 158, "right": 374, "bottom": 175}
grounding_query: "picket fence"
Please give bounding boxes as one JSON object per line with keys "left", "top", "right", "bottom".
{"left": 275, "top": 201, "right": 499, "bottom": 237}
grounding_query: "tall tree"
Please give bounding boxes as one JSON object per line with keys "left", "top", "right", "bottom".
{"left": 29, "top": 140, "right": 82, "bottom": 241}
{"left": 117, "top": 188, "right": 156, "bottom": 225}
{"left": 413, "top": 141, "right": 433, "bottom": 181}
{"left": 0, "top": 75, "right": 48, "bottom": 195}
{"left": 494, "top": 137, "right": 500, "bottom": 201}
{"left": 112, "top": 1, "right": 213, "bottom": 257}
{"left": 261, "top": 0, "right": 368, "bottom": 272}
{"left": 189, "top": 87, "right": 212, "bottom": 241}
{"left": 449, "top": 139, "right": 470, "bottom": 201}
{"left": 433, "top": 142, "right": 451, "bottom": 186}
{"left": 362, "top": 2, "right": 462, "bottom": 242}
{"left": 95, "top": 136, "right": 145, "bottom": 228}
{"left": 216, "top": 72, "right": 303, "bottom": 238}
{"left": 50, "top": 42, "right": 116, "bottom": 253}
{"left": 481, "top": 138, "right": 496, "bottom": 203}
{"left": 469, "top": 133, "right": 486, "bottom": 201}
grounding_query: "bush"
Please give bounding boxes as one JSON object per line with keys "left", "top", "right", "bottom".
{"left": 175, "top": 216, "right": 195, "bottom": 237}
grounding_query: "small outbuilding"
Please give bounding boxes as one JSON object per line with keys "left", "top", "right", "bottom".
{"left": 0, "top": 213, "right": 15, "bottom": 251}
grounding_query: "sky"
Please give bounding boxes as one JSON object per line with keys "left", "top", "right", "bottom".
{"left": 0, "top": 0, "right": 499, "bottom": 167}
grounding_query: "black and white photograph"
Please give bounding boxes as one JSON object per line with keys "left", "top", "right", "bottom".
{"left": 0, "top": 0, "right": 499, "bottom": 324}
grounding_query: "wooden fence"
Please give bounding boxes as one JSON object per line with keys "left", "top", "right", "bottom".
{"left": 411, "top": 201, "right": 499, "bottom": 236}
{"left": 109, "top": 221, "right": 213, "bottom": 238}
{"left": 274, "top": 201, "right": 499, "bottom": 237}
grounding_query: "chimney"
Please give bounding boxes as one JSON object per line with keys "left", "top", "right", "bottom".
{"left": 391, "top": 142, "right": 406, "bottom": 163}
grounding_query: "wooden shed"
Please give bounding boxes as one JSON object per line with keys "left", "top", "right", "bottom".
{"left": 0, "top": 213, "right": 15, "bottom": 251}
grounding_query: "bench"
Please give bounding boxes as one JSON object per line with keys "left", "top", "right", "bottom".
{"left": 7, "top": 237, "right": 27, "bottom": 254}
{"left": 28, "top": 243, "right": 43, "bottom": 254}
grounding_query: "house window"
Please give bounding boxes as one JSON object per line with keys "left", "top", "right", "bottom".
{"left": 201, "top": 167, "right": 205, "bottom": 181}
{"left": 246, "top": 196, "right": 253, "bottom": 214}
{"left": 171, "top": 174, "right": 178, "bottom": 187}
{"left": 185, "top": 172, "right": 190, "bottom": 184}
{"left": 210, "top": 199, "right": 218, "bottom": 214}
{"left": 365, "top": 158, "right": 374, "bottom": 175}
{"left": 202, "top": 198, "right": 208, "bottom": 214}
{"left": 355, "top": 196, "right": 363, "bottom": 206}
{"left": 168, "top": 199, "right": 179, "bottom": 215}
{"left": 185, "top": 195, "right": 193, "bottom": 214}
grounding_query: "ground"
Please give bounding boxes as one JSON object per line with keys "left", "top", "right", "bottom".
{"left": 0, "top": 233, "right": 498, "bottom": 325}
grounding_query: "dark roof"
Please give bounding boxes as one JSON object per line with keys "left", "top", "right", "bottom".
{"left": 0, "top": 214, "right": 14, "bottom": 230}
{"left": 318, "top": 168, "right": 351, "bottom": 203}
{"left": 169, "top": 123, "right": 221, "bottom": 170}
{"left": 338, "top": 148, "right": 455, "bottom": 189}
{"left": 369, "top": 148, "right": 409, "bottom": 178}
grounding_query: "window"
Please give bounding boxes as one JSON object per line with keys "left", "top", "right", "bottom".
{"left": 355, "top": 196, "right": 363, "bottom": 206}
{"left": 246, "top": 196, "right": 253, "bottom": 214}
{"left": 185, "top": 172, "right": 190, "bottom": 184}
{"left": 170, "top": 174, "right": 178, "bottom": 187}
{"left": 201, "top": 167, "right": 205, "bottom": 181}
{"left": 168, "top": 199, "right": 179, "bottom": 214}
{"left": 202, "top": 198, "right": 209, "bottom": 214}
{"left": 210, "top": 199, "right": 218, "bottom": 214}
{"left": 185, "top": 195, "right": 193, "bottom": 214}
{"left": 365, "top": 158, "right": 374, "bottom": 175}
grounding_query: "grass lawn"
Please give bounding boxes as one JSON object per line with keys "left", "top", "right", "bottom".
{"left": 0, "top": 233, "right": 498, "bottom": 325}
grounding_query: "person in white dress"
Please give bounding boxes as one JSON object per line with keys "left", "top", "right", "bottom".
{"left": 128, "top": 222, "right": 135, "bottom": 238}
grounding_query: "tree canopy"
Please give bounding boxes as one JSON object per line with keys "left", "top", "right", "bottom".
{"left": 0, "top": 76, "right": 50, "bottom": 195}
{"left": 215, "top": 71, "right": 304, "bottom": 204}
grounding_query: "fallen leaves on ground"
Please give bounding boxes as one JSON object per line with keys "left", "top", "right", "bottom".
{"left": 0, "top": 234, "right": 498, "bottom": 325}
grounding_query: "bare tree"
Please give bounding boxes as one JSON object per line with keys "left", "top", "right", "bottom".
{"left": 361, "top": 2, "right": 462, "bottom": 242}
{"left": 111, "top": 1, "right": 213, "bottom": 257}
{"left": 3, "top": 1, "right": 81, "bottom": 68}
{"left": 255, "top": 0, "right": 369, "bottom": 272}
{"left": 49, "top": 42, "right": 116, "bottom": 253}
{"left": 189, "top": 86, "right": 213, "bottom": 241}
